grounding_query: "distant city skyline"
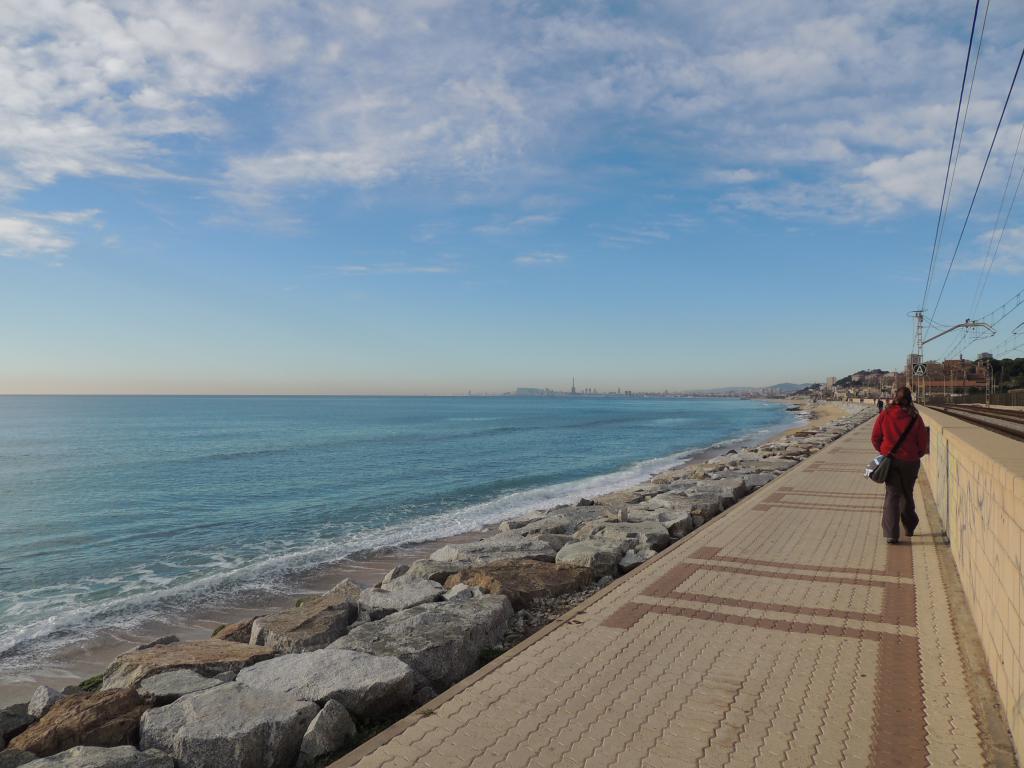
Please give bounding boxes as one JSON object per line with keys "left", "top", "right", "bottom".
{"left": 4, "top": 2, "right": 1024, "bottom": 395}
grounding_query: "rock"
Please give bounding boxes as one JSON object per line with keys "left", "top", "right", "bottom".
{"left": 512, "top": 506, "right": 612, "bottom": 536}
{"left": 430, "top": 535, "right": 556, "bottom": 565}
{"left": 496, "top": 509, "right": 548, "bottom": 532}
{"left": 668, "top": 491, "right": 722, "bottom": 517}
{"left": 235, "top": 648, "right": 416, "bottom": 721}
{"left": 576, "top": 521, "right": 672, "bottom": 552}
{"left": 379, "top": 564, "right": 408, "bottom": 585}
{"left": 331, "top": 595, "right": 513, "bottom": 690}
{"left": 358, "top": 579, "right": 443, "bottom": 620}
{"left": 555, "top": 541, "right": 624, "bottom": 579}
{"left": 10, "top": 690, "right": 150, "bottom": 758}
{"left": 595, "top": 575, "right": 614, "bottom": 589}
{"left": 138, "top": 683, "right": 316, "bottom": 768}
{"left": 525, "top": 533, "right": 574, "bottom": 553}
{"left": 749, "top": 457, "right": 798, "bottom": 472}
{"left": 132, "top": 637, "right": 178, "bottom": 653}
{"left": 137, "top": 671, "right": 224, "bottom": 705}
{"left": 577, "top": 498, "right": 596, "bottom": 506}
{"left": 0, "top": 749, "right": 36, "bottom": 768}
{"left": 210, "top": 619, "right": 254, "bottom": 643}
{"left": 741, "top": 472, "right": 776, "bottom": 489}
{"left": 295, "top": 701, "right": 355, "bottom": 768}
{"left": 404, "top": 559, "right": 465, "bottom": 584}
{"left": 28, "top": 689, "right": 62, "bottom": 720}
{"left": 663, "top": 513, "right": 694, "bottom": 539}
{"left": 618, "top": 507, "right": 629, "bottom": 522}
{"left": 441, "top": 584, "right": 481, "bottom": 601}
{"left": 443, "top": 560, "right": 593, "bottom": 610}
{"left": 694, "top": 477, "right": 747, "bottom": 507}
{"left": 101, "top": 641, "right": 275, "bottom": 691}
{"left": 250, "top": 580, "right": 360, "bottom": 653}
{"left": 619, "top": 549, "right": 656, "bottom": 573}
{"left": 20, "top": 746, "right": 172, "bottom": 767}
{"left": 1, "top": 704, "right": 36, "bottom": 746}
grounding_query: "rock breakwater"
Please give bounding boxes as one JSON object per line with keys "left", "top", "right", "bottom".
{"left": 0, "top": 405, "right": 871, "bottom": 768}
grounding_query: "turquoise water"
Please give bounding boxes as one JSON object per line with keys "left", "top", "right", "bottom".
{"left": 0, "top": 395, "right": 796, "bottom": 672}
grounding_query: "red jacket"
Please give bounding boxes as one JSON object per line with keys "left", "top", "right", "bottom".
{"left": 871, "top": 405, "right": 929, "bottom": 462}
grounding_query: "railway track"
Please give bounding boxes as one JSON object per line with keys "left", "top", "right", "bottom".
{"left": 930, "top": 403, "right": 1024, "bottom": 442}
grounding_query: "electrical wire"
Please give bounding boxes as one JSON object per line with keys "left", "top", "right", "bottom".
{"left": 930, "top": 42, "right": 1024, "bottom": 324}
{"left": 922, "top": 0, "right": 983, "bottom": 318}
{"left": 969, "top": 121, "right": 1024, "bottom": 315}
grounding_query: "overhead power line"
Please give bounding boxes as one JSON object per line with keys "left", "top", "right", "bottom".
{"left": 930, "top": 41, "right": 1024, "bottom": 323}
{"left": 969, "top": 121, "right": 1024, "bottom": 315}
{"left": 922, "top": 0, "right": 983, "bottom": 316}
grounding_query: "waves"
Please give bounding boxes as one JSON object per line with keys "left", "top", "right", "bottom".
{"left": 0, "top": 396, "right": 797, "bottom": 676}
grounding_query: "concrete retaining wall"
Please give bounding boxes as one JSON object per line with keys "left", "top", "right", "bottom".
{"left": 918, "top": 406, "right": 1024, "bottom": 753}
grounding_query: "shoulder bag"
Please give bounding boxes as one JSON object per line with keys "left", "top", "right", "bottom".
{"left": 865, "top": 414, "right": 918, "bottom": 484}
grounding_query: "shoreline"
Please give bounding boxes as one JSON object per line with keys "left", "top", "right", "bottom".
{"left": 0, "top": 397, "right": 832, "bottom": 707}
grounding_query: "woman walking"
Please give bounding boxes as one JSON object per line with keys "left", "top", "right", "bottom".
{"left": 871, "top": 386, "right": 930, "bottom": 544}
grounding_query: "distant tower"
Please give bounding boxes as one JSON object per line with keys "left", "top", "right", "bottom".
{"left": 571, "top": 377, "right": 576, "bottom": 395}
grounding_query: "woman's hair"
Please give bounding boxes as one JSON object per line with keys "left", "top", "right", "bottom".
{"left": 890, "top": 386, "right": 914, "bottom": 408}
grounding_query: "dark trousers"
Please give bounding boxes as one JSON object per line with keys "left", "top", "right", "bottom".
{"left": 882, "top": 458, "right": 920, "bottom": 540}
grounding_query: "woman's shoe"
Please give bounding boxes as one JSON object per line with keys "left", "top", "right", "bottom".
{"left": 886, "top": 538, "right": 899, "bottom": 544}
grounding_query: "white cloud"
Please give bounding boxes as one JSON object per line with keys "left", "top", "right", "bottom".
{"left": 515, "top": 252, "right": 567, "bottom": 265}
{"left": 337, "top": 263, "right": 454, "bottom": 274}
{"left": 2, "top": 0, "right": 1022, "bottom": 224}
{"left": 957, "top": 227, "right": 1024, "bottom": 274}
{"left": 0, "top": 218, "right": 72, "bottom": 257}
{"left": 706, "top": 168, "right": 765, "bottom": 184}
{"left": 473, "top": 213, "right": 558, "bottom": 235}
{"left": 0, "top": 209, "right": 100, "bottom": 257}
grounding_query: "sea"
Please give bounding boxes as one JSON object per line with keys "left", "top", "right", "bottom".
{"left": 0, "top": 395, "right": 798, "bottom": 685}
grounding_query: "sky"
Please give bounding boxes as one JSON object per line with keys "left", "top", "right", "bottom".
{"left": 3, "top": 0, "right": 1024, "bottom": 394}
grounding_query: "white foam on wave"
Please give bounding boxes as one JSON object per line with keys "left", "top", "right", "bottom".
{"left": 0, "top": 407, "right": 799, "bottom": 671}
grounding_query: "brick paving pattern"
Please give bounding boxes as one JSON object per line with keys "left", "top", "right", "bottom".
{"left": 334, "top": 422, "right": 1000, "bottom": 768}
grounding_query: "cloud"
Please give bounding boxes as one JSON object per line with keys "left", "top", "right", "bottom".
{"left": 706, "top": 168, "right": 765, "bottom": 184}
{"left": 0, "top": 218, "right": 72, "bottom": 256}
{"left": 957, "top": 227, "right": 1024, "bottom": 275}
{"left": 473, "top": 213, "right": 558, "bottom": 235}
{"left": 3, "top": 0, "right": 1021, "bottom": 225}
{"left": 337, "top": 263, "right": 455, "bottom": 275}
{"left": 514, "top": 252, "right": 567, "bottom": 265}
{"left": 0, "top": 209, "right": 100, "bottom": 258}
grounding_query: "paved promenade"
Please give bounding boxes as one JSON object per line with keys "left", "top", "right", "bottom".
{"left": 335, "top": 421, "right": 1012, "bottom": 768}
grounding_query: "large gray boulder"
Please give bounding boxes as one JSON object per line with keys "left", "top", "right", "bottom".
{"left": 555, "top": 541, "right": 624, "bottom": 579}
{"left": 575, "top": 521, "right": 672, "bottom": 552}
{"left": 295, "top": 701, "right": 355, "bottom": 768}
{"left": 739, "top": 472, "right": 776, "bottom": 488}
{"left": 619, "top": 548, "right": 656, "bottom": 573}
{"left": 692, "top": 477, "right": 747, "bottom": 506}
{"left": 662, "top": 512, "right": 695, "bottom": 539}
{"left": 0, "top": 749, "right": 36, "bottom": 768}
{"left": 430, "top": 535, "right": 556, "bottom": 565}
{"left": 330, "top": 595, "right": 513, "bottom": 690}
{"left": 404, "top": 559, "right": 465, "bottom": 583}
{"left": 358, "top": 579, "right": 443, "bottom": 620}
{"left": 235, "top": 648, "right": 416, "bottom": 720}
{"left": 20, "top": 746, "right": 173, "bottom": 767}
{"left": 137, "top": 671, "right": 224, "bottom": 705}
{"left": 138, "top": 683, "right": 317, "bottom": 768}
{"left": 27, "top": 688, "right": 62, "bottom": 720}
{"left": 504, "top": 506, "right": 612, "bottom": 536}
{"left": 250, "top": 580, "right": 360, "bottom": 653}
